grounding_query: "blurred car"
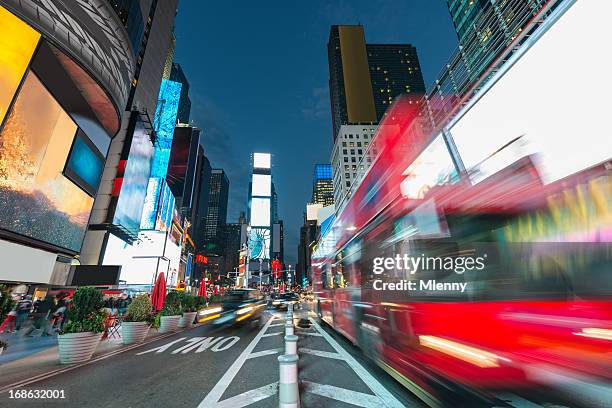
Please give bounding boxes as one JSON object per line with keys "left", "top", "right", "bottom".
{"left": 276, "top": 292, "right": 300, "bottom": 310}
{"left": 196, "top": 289, "right": 266, "bottom": 326}
{"left": 270, "top": 292, "right": 282, "bottom": 308}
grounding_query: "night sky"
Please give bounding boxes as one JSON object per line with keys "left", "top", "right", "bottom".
{"left": 174, "top": 0, "right": 458, "bottom": 266}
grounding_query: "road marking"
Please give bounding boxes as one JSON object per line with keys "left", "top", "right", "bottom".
{"left": 0, "top": 330, "right": 181, "bottom": 394}
{"left": 215, "top": 382, "right": 278, "bottom": 408}
{"left": 302, "top": 381, "right": 382, "bottom": 407}
{"left": 210, "top": 336, "right": 240, "bottom": 352}
{"left": 269, "top": 323, "right": 284, "bottom": 327}
{"left": 136, "top": 337, "right": 187, "bottom": 355}
{"left": 299, "top": 347, "right": 343, "bottom": 360}
{"left": 298, "top": 332, "right": 322, "bottom": 337}
{"left": 247, "top": 348, "right": 282, "bottom": 359}
{"left": 309, "top": 317, "right": 407, "bottom": 408}
{"left": 198, "top": 315, "right": 277, "bottom": 407}
{"left": 261, "top": 332, "right": 282, "bottom": 337}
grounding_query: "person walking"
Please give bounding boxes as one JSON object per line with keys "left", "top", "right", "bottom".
{"left": 23, "top": 296, "right": 54, "bottom": 337}
{"left": 15, "top": 295, "right": 32, "bottom": 331}
{"left": 0, "top": 306, "right": 17, "bottom": 334}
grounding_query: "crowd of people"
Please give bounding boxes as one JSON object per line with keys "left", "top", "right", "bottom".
{"left": 0, "top": 293, "right": 133, "bottom": 337}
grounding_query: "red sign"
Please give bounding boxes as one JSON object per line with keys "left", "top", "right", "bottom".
{"left": 196, "top": 255, "right": 209, "bottom": 264}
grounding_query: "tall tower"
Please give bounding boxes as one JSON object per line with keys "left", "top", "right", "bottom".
{"left": 312, "top": 164, "right": 334, "bottom": 206}
{"left": 247, "top": 153, "right": 272, "bottom": 284}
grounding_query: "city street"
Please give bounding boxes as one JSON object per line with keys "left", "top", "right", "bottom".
{"left": 0, "top": 303, "right": 423, "bottom": 408}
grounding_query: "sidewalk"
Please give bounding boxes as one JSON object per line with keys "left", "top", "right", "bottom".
{"left": 0, "top": 323, "right": 195, "bottom": 391}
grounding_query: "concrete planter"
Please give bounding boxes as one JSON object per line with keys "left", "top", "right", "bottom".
{"left": 121, "top": 322, "right": 150, "bottom": 345}
{"left": 57, "top": 332, "right": 103, "bottom": 364}
{"left": 0, "top": 347, "right": 4, "bottom": 355}
{"left": 159, "top": 315, "right": 181, "bottom": 333}
{"left": 178, "top": 312, "right": 197, "bottom": 328}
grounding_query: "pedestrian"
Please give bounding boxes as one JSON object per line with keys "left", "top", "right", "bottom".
{"left": 15, "top": 295, "right": 32, "bottom": 331}
{"left": 50, "top": 295, "right": 67, "bottom": 332}
{"left": 116, "top": 295, "right": 128, "bottom": 316}
{"left": 0, "top": 305, "right": 17, "bottom": 334}
{"left": 23, "top": 296, "right": 54, "bottom": 337}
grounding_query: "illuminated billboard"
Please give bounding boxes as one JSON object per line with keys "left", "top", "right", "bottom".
{"left": 0, "top": 5, "right": 40, "bottom": 125}
{"left": 252, "top": 174, "right": 271, "bottom": 197}
{"left": 400, "top": 134, "right": 458, "bottom": 199}
{"left": 248, "top": 228, "right": 270, "bottom": 260}
{"left": 253, "top": 152, "right": 271, "bottom": 169}
{"left": 64, "top": 130, "right": 104, "bottom": 196}
{"left": 448, "top": 0, "right": 612, "bottom": 185}
{"left": 0, "top": 72, "right": 93, "bottom": 252}
{"left": 251, "top": 197, "right": 271, "bottom": 227}
{"left": 113, "top": 117, "right": 153, "bottom": 234}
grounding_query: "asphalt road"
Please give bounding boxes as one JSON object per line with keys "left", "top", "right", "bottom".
{"left": 0, "top": 305, "right": 423, "bottom": 408}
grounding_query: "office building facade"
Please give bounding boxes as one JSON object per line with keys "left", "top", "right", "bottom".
{"left": 312, "top": 164, "right": 334, "bottom": 206}
{"left": 202, "top": 169, "right": 229, "bottom": 255}
{"left": 170, "top": 62, "right": 191, "bottom": 123}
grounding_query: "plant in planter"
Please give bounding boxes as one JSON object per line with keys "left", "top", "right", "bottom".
{"left": 159, "top": 291, "right": 182, "bottom": 333}
{"left": 121, "top": 294, "right": 154, "bottom": 344}
{"left": 0, "top": 339, "right": 7, "bottom": 355}
{"left": 0, "top": 284, "right": 15, "bottom": 322}
{"left": 58, "top": 287, "right": 106, "bottom": 364}
{"left": 178, "top": 294, "right": 197, "bottom": 328}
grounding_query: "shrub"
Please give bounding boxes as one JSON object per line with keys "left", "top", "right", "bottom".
{"left": 180, "top": 293, "right": 197, "bottom": 313}
{"left": 160, "top": 291, "right": 182, "bottom": 316}
{"left": 61, "top": 287, "right": 106, "bottom": 334}
{"left": 0, "top": 285, "right": 14, "bottom": 321}
{"left": 123, "top": 294, "right": 153, "bottom": 323}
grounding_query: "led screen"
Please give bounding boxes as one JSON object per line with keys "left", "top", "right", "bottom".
{"left": 113, "top": 118, "right": 153, "bottom": 234}
{"left": 252, "top": 174, "right": 271, "bottom": 197}
{"left": 0, "top": 5, "right": 40, "bottom": 125}
{"left": 155, "top": 180, "right": 176, "bottom": 232}
{"left": 253, "top": 152, "right": 271, "bottom": 169}
{"left": 250, "top": 197, "right": 271, "bottom": 227}
{"left": 140, "top": 177, "right": 161, "bottom": 230}
{"left": 400, "top": 134, "right": 458, "bottom": 199}
{"left": 64, "top": 130, "right": 104, "bottom": 196}
{"left": 151, "top": 79, "right": 182, "bottom": 178}
{"left": 448, "top": 0, "right": 612, "bottom": 185}
{"left": 249, "top": 228, "right": 270, "bottom": 260}
{"left": 0, "top": 72, "right": 93, "bottom": 252}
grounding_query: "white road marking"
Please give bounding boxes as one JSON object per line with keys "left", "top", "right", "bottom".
{"left": 262, "top": 332, "right": 282, "bottom": 337}
{"left": 299, "top": 347, "right": 343, "bottom": 360}
{"left": 269, "top": 323, "right": 284, "bottom": 327}
{"left": 298, "top": 332, "right": 322, "bottom": 337}
{"left": 171, "top": 337, "right": 222, "bottom": 354}
{"left": 302, "top": 381, "right": 382, "bottom": 408}
{"left": 198, "top": 315, "right": 277, "bottom": 407}
{"left": 135, "top": 337, "right": 187, "bottom": 355}
{"left": 215, "top": 382, "right": 278, "bottom": 408}
{"left": 211, "top": 336, "right": 240, "bottom": 352}
{"left": 247, "top": 348, "right": 282, "bottom": 359}
{"left": 309, "top": 317, "right": 407, "bottom": 408}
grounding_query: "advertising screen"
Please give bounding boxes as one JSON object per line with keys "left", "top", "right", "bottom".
{"left": 155, "top": 180, "right": 176, "bottom": 232}
{"left": 400, "top": 134, "right": 458, "bottom": 199}
{"left": 253, "top": 152, "right": 271, "bottom": 169}
{"left": 250, "top": 197, "right": 271, "bottom": 227}
{"left": 151, "top": 79, "right": 182, "bottom": 178}
{"left": 140, "top": 177, "right": 161, "bottom": 230}
{"left": 448, "top": 0, "right": 612, "bottom": 185}
{"left": 64, "top": 130, "right": 104, "bottom": 196}
{"left": 248, "top": 228, "right": 270, "bottom": 260}
{"left": 0, "top": 5, "right": 40, "bottom": 125}
{"left": 113, "top": 118, "right": 153, "bottom": 234}
{"left": 0, "top": 72, "right": 93, "bottom": 252}
{"left": 251, "top": 174, "right": 271, "bottom": 197}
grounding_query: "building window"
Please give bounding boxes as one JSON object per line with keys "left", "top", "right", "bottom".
{"left": 351, "top": 157, "right": 356, "bottom": 163}
{"left": 358, "top": 149, "right": 363, "bottom": 155}
{"left": 349, "top": 142, "right": 354, "bottom": 147}
{"left": 343, "top": 149, "right": 347, "bottom": 154}
{"left": 345, "top": 173, "right": 350, "bottom": 178}
{"left": 350, "top": 149, "right": 355, "bottom": 155}
{"left": 348, "top": 134, "right": 353, "bottom": 139}
{"left": 352, "top": 165, "right": 357, "bottom": 170}
{"left": 346, "top": 181, "right": 350, "bottom": 187}
{"left": 357, "top": 142, "right": 361, "bottom": 147}
{"left": 342, "top": 141, "right": 347, "bottom": 147}
{"left": 344, "top": 165, "right": 349, "bottom": 170}
{"left": 344, "top": 157, "right": 348, "bottom": 163}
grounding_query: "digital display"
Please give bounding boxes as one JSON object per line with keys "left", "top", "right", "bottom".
{"left": 0, "top": 5, "right": 40, "bottom": 125}
{"left": 151, "top": 79, "right": 182, "bottom": 178}
{"left": 250, "top": 197, "right": 270, "bottom": 227}
{"left": 253, "top": 152, "right": 271, "bottom": 169}
{"left": 248, "top": 228, "right": 270, "bottom": 260}
{"left": 113, "top": 118, "right": 153, "bottom": 234}
{"left": 251, "top": 174, "right": 271, "bottom": 197}
{"left": 140, "top": 177, "right": 161, "bottom": 230}
{"left": 64, "top": 130, "right": 104, "bottom": 196}
{"left": 449, "top": 0, "right": 612, "bottom": 185}
{"left": 400, "top": 134, "right": 458, "bottom": 199}
{"left": 0, "top": 72, "right": 93, "bottom": 252}
{"left": 155, "top": 180, "right": 175, "bottom": 232}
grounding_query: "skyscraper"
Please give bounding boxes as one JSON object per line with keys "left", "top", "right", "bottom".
{"left": 202, "top": 169, "right": 229, "bottom": 255}
{"left": 327, "top": 25, "right": 425, "bottom": 141}
{"left": 169, "top": 62, "right": 191, "bottom": 123}
{"left": 312, "top": 164, "right": 334, "bottom": 206}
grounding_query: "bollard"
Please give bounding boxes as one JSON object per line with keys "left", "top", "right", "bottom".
{"left": 278, "top": 354, "right": 300, "bottom": 408}
{"left": 285, "top": 334, "right": 298, "bottom": 355}
{"left": 285, "top": 319, "right": 294, "bottom": 336}
{"left": 288, "top": 303, "right": 294, "bottom": 313}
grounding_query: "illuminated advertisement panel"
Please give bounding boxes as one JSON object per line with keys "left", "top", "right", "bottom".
{"left": 449, "top": 0, "right": 612, "bottom": 185}
{"left": 250, "top": 197, "right": 271, "bottom": 227}
{"left": 400, "top": 134, "right": 458, "bottom": 199}
{"left": 253, "top": 152, "right": 271, "bottom": 169}
{"left": 0, "top": 72, "right": 93, "bottom": 252}
{"left": 0, "top": 5, "right": 40, "bottom": 125}
{"left": 64, "top": 130, "right": 104, "bottom": 196}
{"left": 248, "top": 228, "right": 270, "bottom": 260}
{"left": 140, "top": 177, "right": 161, "bottom": 230}
{"left": 113, "top": 118, "right": 153, "bottom": 234}
{"left": 252, "top": 174, "right": 271, "bottom": 197}
{"left": 155, "top": 181, "right": 176, "bottom": 232}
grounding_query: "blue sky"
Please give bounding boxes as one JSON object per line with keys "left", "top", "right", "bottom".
{"left": 174, "top": 0, "right": 458, "bottom": 265}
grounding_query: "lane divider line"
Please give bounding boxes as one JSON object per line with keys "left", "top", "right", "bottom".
{"left": 309, "top": 317, "right": 408, "bottom": 408}
{"left": 198, "top": 315, "right": 277, "bottom": 407}
{"left": 302, "top": 380, "right": 382, "bottom": 408}
{"left": 215, "top": 382, "right": 278, "bottom": 408}
{"left": 261, "top": 332, "right": 282, "bottom": 338}
{"left": 298, "top": 348, "right": 343, "bottom": 360}
{"left": 247, "top": 348, "right": 282, "bottom": 359}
